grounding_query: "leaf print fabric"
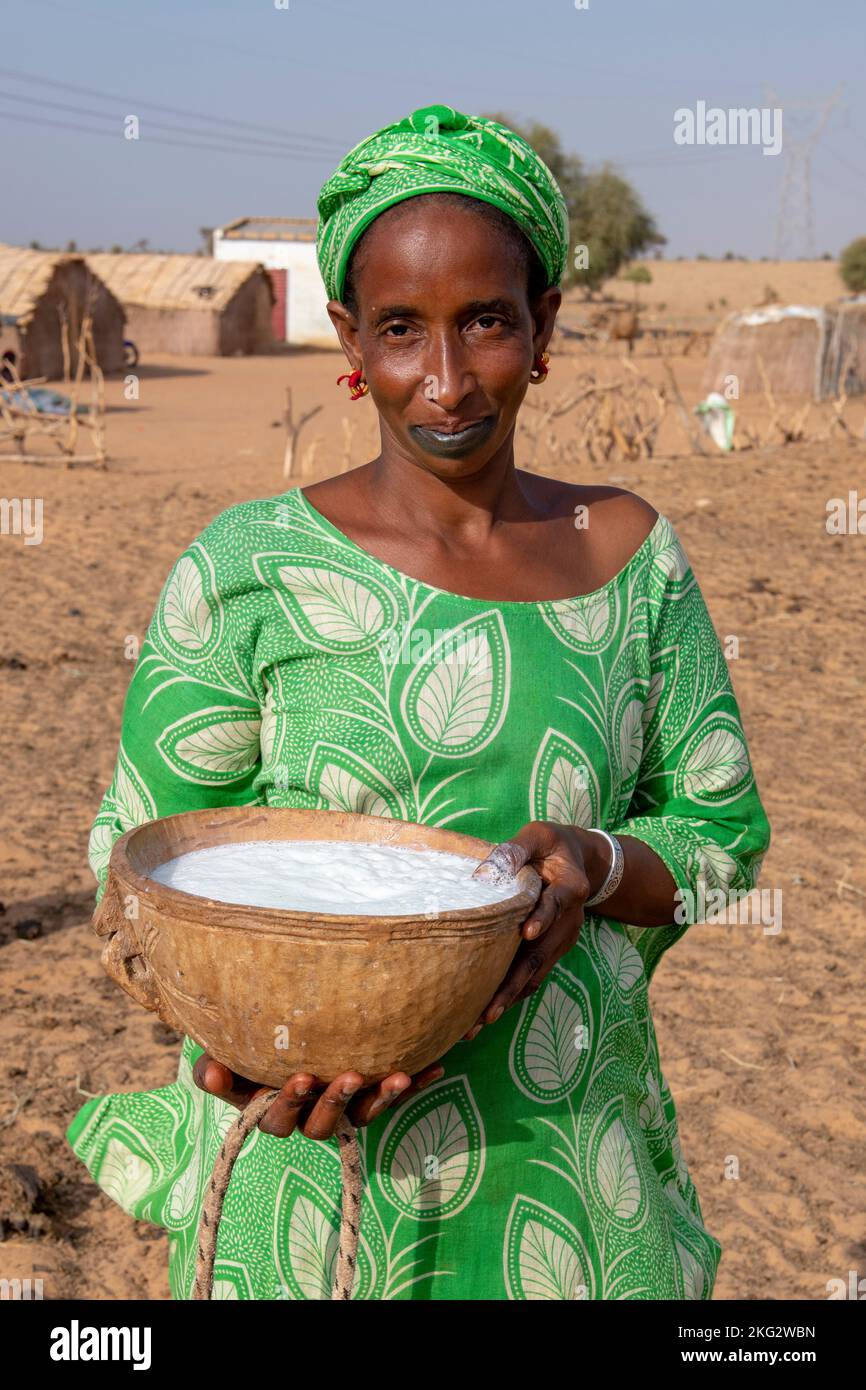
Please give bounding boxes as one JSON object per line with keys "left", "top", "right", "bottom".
{"left": 376, "top": 1075, "right": 484, "bottom": 1220}
{"left": 158, "top": 545, "right": 222, "bottom": 661}
{"left": 67, "top": 486, "right": 771, "bottom": 1300}
{"left": 400, "top": 611, "right": 510, "bottom": 756}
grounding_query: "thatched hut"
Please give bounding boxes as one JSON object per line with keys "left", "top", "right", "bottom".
{"left": 703, "top": 305, "right": 827, "bottom": 400}
{"left": 0, "top": 244, "right": 125, "bottom": 379}
{"left": 86, "top": 253, "right": 274, "bottom": 356}
{"left": 704, "top": 298, "right": 866, "bottom": 401}
{"left": 820, "top": 295, "right": 866, "bottom": 399}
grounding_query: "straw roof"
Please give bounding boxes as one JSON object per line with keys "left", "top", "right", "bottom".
{"left": 86, "top": 252, "right": 273, "bottom": 314}
{"left": 0, "top": 243, "right": 88, "bottom": 326}
{"left": 220, "top": 216, "right": 318, "bottom": 243}
{"left": 704, "top": 304, "right": 828, "bottom": 399}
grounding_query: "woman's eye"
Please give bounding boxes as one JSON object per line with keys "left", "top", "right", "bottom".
{"left": 474, "top": 315, "right": 505, "bottom": 330}
{"left": 383, "top": 323, "right": 411, "bottom": 337}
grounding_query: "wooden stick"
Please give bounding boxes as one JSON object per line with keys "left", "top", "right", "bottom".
{"left": 59, "top": 305, "right": 71, "bottom": 386}
{"left": 81, "top": 320, "right": 107, "bottom": 465}
{"left": 64, "top": 312, "right": 92, "bottom": 461}
{"left": 0, "top": 452, "right": 107, "bottom": 466}
{"left": 300, "top": 434, "right": 324, "bottom": 476}
{"left": 660, "top": 357, "right": 708, "bottom": 455}
{"left": 282, "top": 387, "right": 323, "bottom": 478}
{"left": 0, "top": 375, "right": 48, "bottom": 392}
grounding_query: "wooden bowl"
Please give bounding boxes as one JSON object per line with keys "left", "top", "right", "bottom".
{"left": 94, "top": 807, "right": 542, "bottom": 1086}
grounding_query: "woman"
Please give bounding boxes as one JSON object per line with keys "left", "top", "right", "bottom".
{"left": 69, "top": 103, "right": 770, "bottom": 1301}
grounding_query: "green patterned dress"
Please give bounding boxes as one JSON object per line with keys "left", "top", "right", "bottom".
{"left": 67, "top": 484, "right": 770, "bottom": 1301}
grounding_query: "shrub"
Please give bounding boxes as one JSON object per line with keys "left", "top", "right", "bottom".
{"left": 839, "top": 237, "right": 866, "bottom": 293}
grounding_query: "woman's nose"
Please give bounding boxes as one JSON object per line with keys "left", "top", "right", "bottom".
{"left": 423, "top": 337, "right": 477, "bottom": 409}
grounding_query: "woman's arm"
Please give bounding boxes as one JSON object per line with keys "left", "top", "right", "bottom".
{"left": 474, "top": 822, "right": 680, "bottom": 932}
{"left": 87, "top": 527, "right": 264, "bottom": 904}
{"left": 470, "top": 525, "right": 772, "bottom": 1026}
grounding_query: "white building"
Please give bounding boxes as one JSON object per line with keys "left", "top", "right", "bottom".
{"left": 213, "top": 217, "right": 335, "bottom": 347}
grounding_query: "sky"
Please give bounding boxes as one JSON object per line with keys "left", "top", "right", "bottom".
{"left": 1, "top": 0, "right": 863, "bottom": 260}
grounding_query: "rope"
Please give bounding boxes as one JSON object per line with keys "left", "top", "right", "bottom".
{"left": 192, "top": 1090, "right": 363, "bottom": 1302}
{"left": 332, "top": 1115, "right": 363, "bottom": 1300}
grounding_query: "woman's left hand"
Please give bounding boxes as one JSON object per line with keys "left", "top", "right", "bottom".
{"left": 465, "top": 821, "right": 606, "bottom": 1039}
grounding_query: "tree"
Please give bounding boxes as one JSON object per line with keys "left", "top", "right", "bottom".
{"left": 839, "top": 236, "right": 866, "bottom": 293}
{"left": 569, "top": 166, "right": 664, "bottom": 293}
{"left": 621, "top": 263, "right": 652, "bottom": 303}
{"left": 482, "top": 114, "right": 664, "bottom": 295}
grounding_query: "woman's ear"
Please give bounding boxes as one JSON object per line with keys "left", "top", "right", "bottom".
{"left": 531, "top": 285, "right": 562, "bottom": 355}
{"left": 326, "top": 300, "right": 362, "bottom": 368}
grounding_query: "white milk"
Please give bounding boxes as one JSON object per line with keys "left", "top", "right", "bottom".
{"left": 149, "top": 839, "right": 517, "bottom": 915}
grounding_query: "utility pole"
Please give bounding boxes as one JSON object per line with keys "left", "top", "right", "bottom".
{"left": 767, "top": 84, "right": 844, "bottom": 259}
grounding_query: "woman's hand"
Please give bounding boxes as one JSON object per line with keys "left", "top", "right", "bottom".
{"left": 465, "top": 820, "right": 609, "bottom": 1039}
{"left": 192, "top": 1055, "right": 445, "bottom": 1139}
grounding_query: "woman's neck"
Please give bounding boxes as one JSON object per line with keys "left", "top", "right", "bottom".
{"left": 364, "top": 438, "right": 540, "bottom": 548}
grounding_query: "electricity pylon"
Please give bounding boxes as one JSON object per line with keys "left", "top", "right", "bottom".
{"left": 766, "top": 84, "right": 844, "bottom": 259}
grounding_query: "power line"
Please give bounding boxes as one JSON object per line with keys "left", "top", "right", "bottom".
{"left": 0, "top": 106, "right": 333, "bottom": 165}
{"left": 0, "top": 66, "right": 346, "bottom": 150}
{"left": 0, "top": 85, "right": 760, "bottom": 185}
{"left": 613, "top": 149, "right": 751, "bottom": 169}
{"left": 0, "top": 87, "right": 341, "bottom": 159}
{"left": 824, "top": 143, "right": 866, "bottom": 182}
{"left": 0, "top": 66, "right": 749, "bottom": 176}
{"left": 813, "top": 167, "right": 866, "bottom": 204}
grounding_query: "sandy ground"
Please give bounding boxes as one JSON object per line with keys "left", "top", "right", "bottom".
{"left": 610, "top": 258, "right": 846, "bottom": 326}
{"left": 1, "top": 297, "right": 865, "bottom": 1300}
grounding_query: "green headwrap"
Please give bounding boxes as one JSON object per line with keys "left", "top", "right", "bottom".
{"left": 316, "top": 103, "right": 570, "bottom": 304}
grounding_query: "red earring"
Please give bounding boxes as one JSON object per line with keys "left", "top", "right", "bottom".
{"left": 529, "top": 350, "right": 550, "bottom": 384}
{"left": 337, "top": 368, "right": 369, "bottom": 400}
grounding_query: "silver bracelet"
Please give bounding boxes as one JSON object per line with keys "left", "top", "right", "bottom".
{"left": 584, "top": 828, "right": 624, "bottom": 907}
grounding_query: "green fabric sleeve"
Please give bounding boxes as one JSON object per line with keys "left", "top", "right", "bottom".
{"left": 609, "top": 559, "right": 771, "bottom": 979}
{"left": 87, "top": 517, "right": 265, "bottom": 906}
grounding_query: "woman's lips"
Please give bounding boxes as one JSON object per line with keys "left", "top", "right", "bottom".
{"left": 408, "top": 416, "right": 496, "bottom": 456}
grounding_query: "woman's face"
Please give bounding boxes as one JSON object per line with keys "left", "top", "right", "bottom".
{"left": 327, "top": 198, "right": 561, "bottom": 479}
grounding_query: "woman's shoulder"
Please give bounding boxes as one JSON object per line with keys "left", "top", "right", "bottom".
{"left": 577, "top": 483, "right": 660, "bottom": 551}
{"left": 178, "top": 488, "right": 311, "bottom": 559}
{"left": 521, "top": 473, "right": 669, "bottom": 577}
{"left": 149, "top": 491, "right": 317, "bottom": 615}
{"left": 526, "top": 473, "right": 657, "bottom": 526}
{"left": 199, "top": 488, "right": 303, "bottom": 533}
